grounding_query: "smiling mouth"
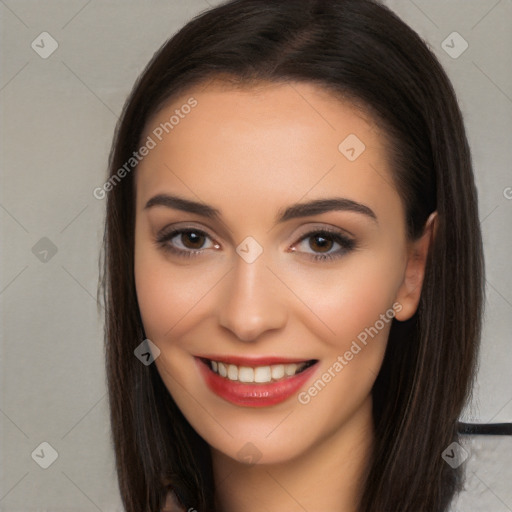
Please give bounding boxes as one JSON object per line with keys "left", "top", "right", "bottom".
{"left": 200, "top": 357, "right": 317, "bottom": 384}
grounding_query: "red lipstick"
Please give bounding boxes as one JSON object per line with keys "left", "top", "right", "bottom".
{"left": 197, "top": 354, "right": 311, "bottom": 366}
{"left": 195, "top": 356, "right": 318, "bottom": 407}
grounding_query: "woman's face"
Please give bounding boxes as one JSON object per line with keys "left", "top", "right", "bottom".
{"left": 134, "top": 81, "right": 426, "bottom": 465}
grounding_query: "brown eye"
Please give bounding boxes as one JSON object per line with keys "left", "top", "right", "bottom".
{"left": 179, "top": 231, "right": 206, "bottom": 250}
{"left": 308, "top": 234, "right": 334, "bottom": 253}
{"left": 293, "top": 229, "right": 356, "bottom": 262}
{"left": 155, "top": 228, "right": 218, "bottom": 258}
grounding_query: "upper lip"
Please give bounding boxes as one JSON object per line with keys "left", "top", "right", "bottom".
{"left": 196, "top": 354, "right": 315, "bottom": 366}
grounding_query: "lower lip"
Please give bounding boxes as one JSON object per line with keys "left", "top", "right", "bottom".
{"left": 196, "top": 358, "right": 318, "bottom": 407}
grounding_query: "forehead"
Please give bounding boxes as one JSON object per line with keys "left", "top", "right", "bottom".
{"left": 135, "top": 81, "right": 402, "bottom": 227}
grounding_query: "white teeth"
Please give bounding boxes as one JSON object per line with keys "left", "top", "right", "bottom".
{"left": 209, "top": 359, "right": 311, "bottom": 383}
{"left": 227, "top": 364, "right": 238, "bottom": 381}
{"left": 271, "top": 364, "right": 285, "bottom": 380}
{"left": 238, "top": 366, "right": 254, "bottom": 383}
{"left": 254, "top": 366, "right": 272, "bottom": 383}
{"left": 285, "top": 363, "right": 298, "bottom": 376}
{"left": 218, "top": 362, "right": 227, "bottom": 377}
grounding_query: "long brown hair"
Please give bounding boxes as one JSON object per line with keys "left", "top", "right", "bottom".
{"left": 99, "top": 1, "right": 484, "bottom": 510}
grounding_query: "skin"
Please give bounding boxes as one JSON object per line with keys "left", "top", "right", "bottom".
{"left": 134, "top": 80, "right": 436, "bottom": 511}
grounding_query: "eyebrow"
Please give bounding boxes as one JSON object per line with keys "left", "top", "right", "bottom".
{"left": 144, "top": 193, "right": 377, "bottom": 224}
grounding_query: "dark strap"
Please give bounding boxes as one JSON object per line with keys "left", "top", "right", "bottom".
{"left": 458, "top": 422, "right": 512, "bottom": 435}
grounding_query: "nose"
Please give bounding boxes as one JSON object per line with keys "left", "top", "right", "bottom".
{"left": 216, "top": 252, "right": 288, "bottom": 343}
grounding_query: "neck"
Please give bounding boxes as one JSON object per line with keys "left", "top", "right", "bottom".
{"left": 211, "top": 395, "right": 374, "bottom": 512}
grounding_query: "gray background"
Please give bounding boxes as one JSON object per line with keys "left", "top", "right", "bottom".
{"left": 1, "top": 1, "right": 511, "bottom": 510}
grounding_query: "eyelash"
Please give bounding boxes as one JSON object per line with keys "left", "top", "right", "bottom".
{"left": 154, "top": 227, "right": 356, "bottom": 262}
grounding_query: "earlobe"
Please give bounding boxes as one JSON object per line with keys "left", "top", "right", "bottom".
{"left": 394, "top": 211, "right": 438, "bottom": 321}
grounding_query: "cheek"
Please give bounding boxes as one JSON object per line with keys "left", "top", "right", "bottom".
{"left": 134, "top": 241, "right": 167, "bottom": 339}
{"left": 135, "top": 264, "right": 199, "bottom": 341}
{"left": 284, "top": 251, "right": 403, "bottom": 353}
{"left": 292, "top": 256, "right": 401, "bottom": 429}
{"left": 134, "top": 233, "right": 217, "bottom": 341}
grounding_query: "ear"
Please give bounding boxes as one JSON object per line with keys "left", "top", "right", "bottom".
{"left": 394, "top": 211, "right": 438, "bottom": 321}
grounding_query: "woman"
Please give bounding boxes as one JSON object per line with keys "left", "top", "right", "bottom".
{"left": 99, "top": 0, "right": 484, "bottom": 510}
